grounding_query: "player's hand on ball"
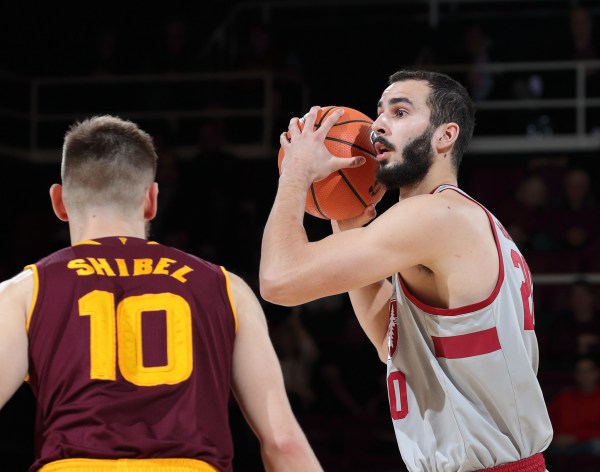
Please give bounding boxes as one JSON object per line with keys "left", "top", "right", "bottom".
{"left": 280, "top": 106, "right": 366, "bottom": 184}
{"left": 277, "top": 105, "right": 385, "bottom": 220}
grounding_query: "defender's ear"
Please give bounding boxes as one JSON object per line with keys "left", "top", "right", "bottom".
{"left": 144, "top": 182, "right": 159, "bottom": 220}
{"left": 49, "top": 184, "right": 69, "bottom": 221}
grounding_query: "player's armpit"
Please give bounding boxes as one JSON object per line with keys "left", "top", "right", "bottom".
{"left": 348, "top": 278, "right": 394, "bottom": 363}
{"left": 0, "top": 270, "right": 33, "bottom": 409}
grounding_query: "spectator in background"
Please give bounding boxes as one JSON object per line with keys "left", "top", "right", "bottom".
{"left": 551, "top": 167, "right": 599, "bottom": 251}
{"left": 548, "top": 355, "right": 600, "bottom": 456}
{"left": 239, "top": 22, "right": 281, "bottom": 72}
{"left": 237, "top": 20, "right": 305, "bottom": 141}
{"left": 155, "top": 18, "right": 196, "bottom": 74}
{"left": 141, "top": 18, "right": 199, "bottom": 111}
{"left": 190, "top": 119, "right": 233, "bottom": 245}
{"left": 543, "top": 280, "right": 600, "bottom": 367}
{"left": 495, "top": 173, "right": 555, "bottom": 252}
{"left": 569, "top": 7, "right": 598, "bottom": 76}
{"left": 463, "top": 24, "right": 495, "bottom": 101}
{"left": 316, "top": 314, "right": 387, "bottom": 418}
{"left": 569, "top": 6, "right": 600, "bottom": 132}
{"left": 269, "top": 305, "right": 320, "bottom": 414}
{"left": 88, "top": 27, "right": 121, "bottom": 77}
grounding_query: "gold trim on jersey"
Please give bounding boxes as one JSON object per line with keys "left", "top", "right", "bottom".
{"left": 220, "top": 267, "right": 238, "bottom": 333}
{"left": 73, "top": 240, "right": 102, "bottom": 246}
{"left": 39, "top": 458, "right": 219, "bottom": 471}
{"left": 23, "top": 264, "right": 39, "bottom": 332}
{"left": 71, "top": 239, "right": 159, "bottom": 246}
{"left": 22, "top": 264, "right": 39, "bottom": 383}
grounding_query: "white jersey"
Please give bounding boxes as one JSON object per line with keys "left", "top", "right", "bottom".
{"left": 386, "top": 185, "right": 552, "bottom": 472}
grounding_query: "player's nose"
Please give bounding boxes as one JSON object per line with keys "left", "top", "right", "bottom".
{"left": 371, "top": 114, "right": 389, "bottom": 137}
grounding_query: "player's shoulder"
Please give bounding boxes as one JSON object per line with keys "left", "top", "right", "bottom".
{"left": 30, "top": 245, "right": 75, "bottom": 267}
{"left": 224, "top": 271, "right": 253, "bottom": 295}
{"left": 380, "top": 192, "right": 462, "bottom": 226}
{"left": 373, "top": 190, "right": 485, "bottom": 247}
{"left": 160, "top": 243, "right": 224, "bottom": 275}
{"left": 0, "top": 268, "right": 35, "bottom": 307}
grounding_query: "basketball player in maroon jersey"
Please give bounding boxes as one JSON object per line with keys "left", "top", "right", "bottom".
{"left": 260, "top": 70, "right": 552, "bottom": 471}
{"left": 0, "top": 116, "right": 322, "bottom": 472}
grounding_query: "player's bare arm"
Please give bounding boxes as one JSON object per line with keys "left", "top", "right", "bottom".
{"left": 263, "top": 186, "right": 490, "bottom": 299}
{"left": 261, "top": 194, "right": 447, "bottom": 341}
{"left": 0, "top": 270, "right": 33, "bottom": 409}
{"left": 262, "top": 190, "right": 499, "bottom": 353}
{"left": 228, "top": 272, "right": 323, "bottom": 472}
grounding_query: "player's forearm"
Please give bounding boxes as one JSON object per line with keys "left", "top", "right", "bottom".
{"left": 261, "top": 430, "right": 323, "bottom": 472}
{"left": 348, "top": 279, "right": 393, "bottom": 362}
{"left": 260, "top": 175, "right": 311, "bottom": 305}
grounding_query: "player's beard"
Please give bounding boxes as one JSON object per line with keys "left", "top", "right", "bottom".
{"left": 375, "top": 125, "right": 435, "bottom": 190}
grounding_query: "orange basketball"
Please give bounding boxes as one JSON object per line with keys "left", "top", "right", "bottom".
{"left": 278, "top": 106, "right": 386, "bottom": 220}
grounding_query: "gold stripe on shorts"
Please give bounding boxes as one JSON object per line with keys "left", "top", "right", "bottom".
{"left": 39, "top": 458, "right": 219, "bottom": 472}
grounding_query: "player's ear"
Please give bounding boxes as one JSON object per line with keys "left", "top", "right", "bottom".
{"left": 435, "top": 122, "right": 459, "bottom": 154}
{"left": 49, "top": 184, "right": 69, "bottom": 221}
{"left": 144, "top": 182, "right": 158, "bottom": 220}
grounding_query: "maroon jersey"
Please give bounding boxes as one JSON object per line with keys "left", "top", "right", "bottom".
{"left": 25, "top": 237, "right": 237, "bottom": 472}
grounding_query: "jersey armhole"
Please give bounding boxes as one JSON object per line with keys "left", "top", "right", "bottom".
{"left": 220, "top": 266, "right": 238, "bottom": 333}
{"left": 22, "top": 264, "right": 39, "bottom": 383}
{"left": 23, "top": 264, "right": 39, "bottom": 332}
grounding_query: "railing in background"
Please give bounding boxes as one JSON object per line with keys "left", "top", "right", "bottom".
{"left": 0, "top": 70, "right": 309, "bottom": 163}
{"left": 434, "top": 60, "right": 600, "bottom": 153}
{"left": 1, "top": 60, "right": 599, "bottom": 163}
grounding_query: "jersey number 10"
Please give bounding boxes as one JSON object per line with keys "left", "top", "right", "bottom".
{"left": 79, "top": 290, "right": 193, "bottom": 387}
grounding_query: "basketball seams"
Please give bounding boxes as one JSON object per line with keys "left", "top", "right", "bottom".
{"left": 309, "top": 184, "right": 329, "bottom": 219}
{"left": 325, "top": 136, "right": 376, "bottom": 158}
{"left": 315, "top": 119, "right": 372, "bottom": 130}
{"left": 332, "top": 120, "right": 373, "bottom": 127}
{"left": 316, "top": 106, "right": 338, "bottom": 127}
{"left": 337, "top": 170, "right": 368, "bottom": 208}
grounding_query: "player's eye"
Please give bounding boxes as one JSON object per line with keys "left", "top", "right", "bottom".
{"left": 394, "top": 109, "right": 407, "bottom": 118}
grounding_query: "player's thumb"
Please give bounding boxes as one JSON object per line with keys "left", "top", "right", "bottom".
{"left": 332, "top": 204, "right": 377, "bottom": 232}
{"left": 334, "top": 155, "right": 366, "bottom": 169}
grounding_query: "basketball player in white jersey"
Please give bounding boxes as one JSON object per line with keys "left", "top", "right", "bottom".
{"left": 260, "top": 70, "right": 553, "bottom": 471}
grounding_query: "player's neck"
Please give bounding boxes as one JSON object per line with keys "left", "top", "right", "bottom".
{"left": 398, "top": 165, "right": 457, "bottom": 200}
{"left": 68, "top": 211, "right": 147, "bottom": 244}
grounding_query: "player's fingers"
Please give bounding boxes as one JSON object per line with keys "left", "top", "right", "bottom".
{"left": 317, "top": 107, "right": 344, "bottom": 137}
{"left": 280, "top": 132, "right": 290, "bottom": 148}
{"left": 287, "top": 117, "right": 302, "bottom": 139}
{"left": 302, "top": 106, "right": 320, "bottom": 132}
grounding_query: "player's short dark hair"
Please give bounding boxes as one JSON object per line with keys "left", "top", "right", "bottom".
{"left": 389, "top": 70, "right": 476, "bottom": 171}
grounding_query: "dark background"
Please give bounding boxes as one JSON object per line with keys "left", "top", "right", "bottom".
{"left": 1, "top": 1, "right": 599, "bottom": 471}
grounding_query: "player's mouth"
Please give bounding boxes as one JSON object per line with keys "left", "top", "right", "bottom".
{"left": 373, "top": 138, "right": 395, "bottom": 161}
